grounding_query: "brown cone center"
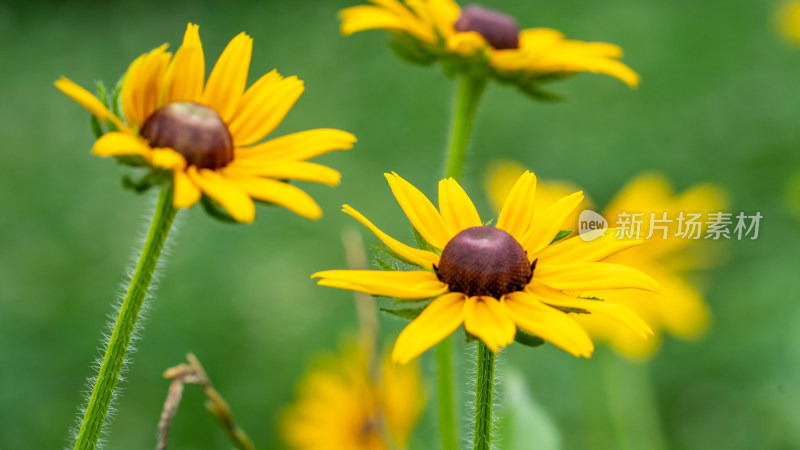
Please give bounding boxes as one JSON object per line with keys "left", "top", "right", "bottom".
{"left": 454, "top": 5, "right": 520, "bottom": 50}
{"left": 435, "top": 226, "right": 532, "bottom": 298}
{"left": 140, "top": 102, "right": 233, "bottom": 170}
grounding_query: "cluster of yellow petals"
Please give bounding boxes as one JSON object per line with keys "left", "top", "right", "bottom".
{"left": 57, "top": 23, "right": 355, "bottom": 223}
{"left": 339, "top": 0, "right": 639, "bottom": 87}
{"left": 314, "top": 172, "right": 658, "bottom": 363}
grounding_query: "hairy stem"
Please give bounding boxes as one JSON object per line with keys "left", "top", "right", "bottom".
{"left": 473, "top": 341, "right": 495, "bottom": 450}
{"left": 436, "top": 73, "right": 487, "bottom": 450}
{"left": 74, "top": 187, "right": 177, "bottom": 449}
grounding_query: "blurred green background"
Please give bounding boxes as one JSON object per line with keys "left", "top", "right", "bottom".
{"left": 1, "top": 0, "right": 799, "bottom": 448}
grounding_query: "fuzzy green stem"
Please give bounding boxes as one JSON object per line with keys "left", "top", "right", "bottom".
{"left": 473, "top": 341, "right": 495, "bottom": 450}
{"left": 435, "top": 337, "right": 458, "bottom": 450}
{"left": 435, "top": 73, "right": 487, "bottom": 450}
{"left": 443, "top": 74, "right": 488, "bottom": 180}
{"left": 74, "top": 187, "right": 177, "bottom": 450}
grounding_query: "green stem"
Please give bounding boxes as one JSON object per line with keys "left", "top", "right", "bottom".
{"left": 436, "top": 337, "right": 458, "bottom": 450}
{"left": 74, "top": 188, "right": 177, "bottom": 450}
{"left": 435, "top": 73, "right": 487, "bottom": 450}
{"left": 443, "top": 74, "right": 488, "bottom": 180}
{"left": 473, "top": 341, "right": 495, "bottom": 450}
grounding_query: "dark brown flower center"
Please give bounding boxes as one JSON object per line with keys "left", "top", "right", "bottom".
{"left": 140, "top": 102, "right": 233, "bottom": 170}
{"left": 435, "top": 226, "right": 532, "bottom": 298}
{"left": 454, "top": 5, "right": 520, "bottom": 50}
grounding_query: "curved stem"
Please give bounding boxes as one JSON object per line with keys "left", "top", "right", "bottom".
{"left": 443, "top": 74, "right": 487, "bottom": 180}
{"left": 473, "top": 341, "right": 495, "bottom": 450}
{"left": 436, "top": 73, "right": 487, "bottom": 450}
{"left": 74, "top": 187, "right": 177, "bottom": 449}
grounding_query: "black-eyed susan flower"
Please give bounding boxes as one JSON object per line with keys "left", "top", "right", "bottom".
{"left": 56, "top": 23, "right": 355, "bottom": 223}
{"left": 282, "top": 344, "right": 425, "bottom": 450}
{"left": 485, "top": 162, "right": 728, "bottom": 359}
{"left": 339, "top": 0, "right": 639, "bottom": 93}
{"left": 313, "top": 172, "right": 657, "bottom": 364}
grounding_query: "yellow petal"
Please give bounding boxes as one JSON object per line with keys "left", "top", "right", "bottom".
{"left": 225, "top": 174, "right": 323, "bottom": 220}
{"left": 201, "top": 32, "right": 253, "bottom": 123}
{"left": 463, "top": 296, "right": 516, "bottom": 353}
{"left": 536, "top": 229, "right": 642, "bottom": 264}
{"left": 496, "top": 171, "right": 537, "bottom": 243}
{"left": 392, "top": 293, "right": 468, "bottom": 364}
{"left": 425, "top": 0, "right": 461, "bottom": 37}
{"left": 225, "top": 159, "right": 341, "bottom": 186}
{"left": 339, "top": 5, "right": 410, "bottom": 36}
{"left": 91, "top": 131, "right": 151, "bottom": 158}
{"left": 149, "top": 147, "right": 186, "bottom": 170}
{"left": 229, "top": 72, "right": 304, "bottom": 146}
{"left": 120, "top": 44, "right": 172, "bottom": 128}
{"left": 438, "top": 178, "right": 481, "bottom": 233}
{"left": 236, "top": 128, "right": 356, "bottom": 161}
{"left": 503, "top": 291, "right": 594, "bottom": 357}
{"left": 55, "top": 77, "right": 130, "bottom": 132}
{"left": 528, "top": 282, "right": 652, "bottom": 338}
{"left": 173, "top": 169, "right": 201, "bottom": 209}
{"left": 187, "top": 167, "right": 255, "bottom": 223}
{"left": 312, "top": 270, "right": 448, "bottom": 299}
{"left": 522, "top": 191, "right": 584, "bottom": 256}
{"left": 445, "top": 32, "right": 487, "bottom": 56}
{"left": 161, "top": 23, "right": 205, "bottom": 104}
{"left": 342, "top": 205, "right": 440, "bottom": 269}
{"left": 536, "top": 261, "right": 660, "bottom": 292}
{"left": 386, "top": 173, "right": 452, "bottom": 249}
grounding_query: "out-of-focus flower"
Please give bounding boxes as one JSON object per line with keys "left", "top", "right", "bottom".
{"left": 339, "top": 0, "right": 639, "bottom": 96}
{"left": 485, "top": 162, "right": 728, "bottom": 360}
{"left": 56, "top": 23, "right": 355, "bottom": 223}
{"left": 282, "top": 344, "right": 425, "bottom": 450}
{"left": 778, "top": 1, "right": 800, "bottom": 45}
{"left": 314, "top": 172, "right": 656, "bottom": 364}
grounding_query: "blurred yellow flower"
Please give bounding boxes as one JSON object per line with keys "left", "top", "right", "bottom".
{"left": 282, "top": 344, "right": 425, "bottom": 450}
{"left": 314, "top": 172, "right": 656, "bottom": 363}
{"left": 339, "top": 0, "right": 639, "bottom": 87}
{"left": 56, "top": 23, "right": 355, "bottom": 223}
{"left": 485, "top": 161, "right": 728, "bottom": 360}
{"left": 779, "top": 1, "right": 800, "bottom": 44}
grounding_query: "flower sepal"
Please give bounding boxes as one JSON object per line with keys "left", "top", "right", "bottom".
{"left": 388, "top": 32, "right": 439, "bottom": 66}
{"left": 200, "top": 196, "right": 240, "bottom": 224}
{"left": 380, "top": 305, "right": 427, "bottom": 320}
{"left": 121, "top": 169, "right": 170, "bottom": 194}
{"left": 514, "top": 329, "right": 545, "bottom": 348}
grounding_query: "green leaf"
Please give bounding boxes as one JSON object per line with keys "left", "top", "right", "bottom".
{"left": 374, "top": 256, "right": 395, "bottom": 271}
{"left": 111, "top": 75, "right": 124, "bottom": 119}
{"left": 95, "top": 80, "right": 109, "bottom": 108}
{"left": 201, "top": 195, "right": 239, "bottom": 224}
{"left": 380, "top": 306, "right": 426, "bottom": 320}
{"left": 90, "top": 115, "right": 104, "bottom": 139}
{"left": 372, "top": 245, "right": 418, "bottom": 268}
{"left": 514, "top": 329, "right": 545, "bottom": 348}
{"left": 497, "top": 369, "right": 562, "bottom": 450}
{"left": 550, "top": 230, "right": 573, "bottom": 244}
{"left": 412, "top": 227, "right": 439, "bottom": 254}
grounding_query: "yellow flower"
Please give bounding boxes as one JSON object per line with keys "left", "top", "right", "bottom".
{"left": 779, "top": 1, "right": 800, "bottom": 45}
{"left": 313, "top": 172, "right": 656, "bottom": 364}
{"left": 56, "top": 23, "right": 356, "bottom": 223}
{"left": 485, "top": 162, "right": 728, "bottom": 360}
{"left": 282, "top": 344, "right": 425, "bottom": 450}
{"left": 339, "top": 0, "right": 639, "bottom": 87}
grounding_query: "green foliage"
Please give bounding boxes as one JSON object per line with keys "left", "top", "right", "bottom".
{"left": 514, "top": 329, "right": 545, "bottom": 348}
